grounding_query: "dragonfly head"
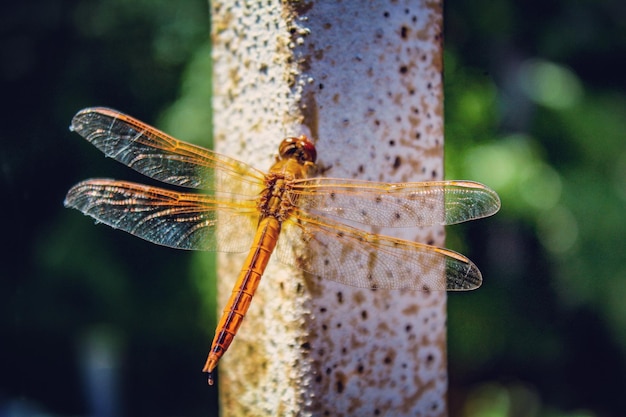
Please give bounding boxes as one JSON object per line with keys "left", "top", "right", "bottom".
{"left": 279, "top": 135, "right": 317, "bottom": 165}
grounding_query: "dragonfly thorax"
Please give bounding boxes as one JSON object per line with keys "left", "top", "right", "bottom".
{"left": 258, "top": 173, "right": 299, "bottom": 222}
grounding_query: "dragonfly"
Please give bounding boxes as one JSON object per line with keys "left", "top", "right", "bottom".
{"left": 64, "top": 107, "right": 500, "bottom": 385}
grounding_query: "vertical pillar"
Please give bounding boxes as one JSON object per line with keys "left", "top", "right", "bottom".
{"left": 211, "top": 1, "right": 447, "bottom": 415}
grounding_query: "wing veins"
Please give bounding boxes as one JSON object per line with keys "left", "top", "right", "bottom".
{"left": 292, "top": 178, "right": 500, "bottom": 228}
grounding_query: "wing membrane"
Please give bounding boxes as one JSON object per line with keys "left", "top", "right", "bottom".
{"left": 291, "top": 179, "right": 500, "bottom": 228}
{"left": 275, "top": 209, "right": 481, "bottom": 291}
{"left": 71, "top": 107, "right": 265, "bottom": 194}
{"left": 64, "top": 179, "right": 258, "bottom": 252}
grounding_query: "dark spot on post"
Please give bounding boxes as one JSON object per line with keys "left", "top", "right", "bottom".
{"left": 315, "top": 375, "right": 323, "bottom": 383}
{"left": 400, "top": 25, "right": 408, "bottom": 39}
{"left": 320, "top": 307, "right": 327, "bottom": 313}
{"left": 324, "top": 258, "right": 330, "bottom": 266}
{"left": 337, "top": 292, "right": 343, "bottom": 304}
{"left": 383, "top": 11, "right": 389, "bottom": 18}
{"left": 415, "top": 132, "right": 421, "bottom": 140}
{"left": 384, "top": 356, "right": 392, "bottom": 364}
{"left": 361, "top": 310, "right": 368, "bottom": 320}
{"left": 329, "top": 192, "right": 336, "bottom": 200}
{"left": 375, "top": 196, "right": 382, "bottom": 204}
{"left": 358, "top": 164, "right": 364, "bottom": 173}
{"left": 337, "top": 231, "right": 344, "bottom": 238}
{"left": 426, "top": 353, "right": 434, "bottom": 363}
{"left": 389, "top": 139, "right": 395, "bottom": 146}
{"left": 322, "top": 324, "right": 328, "bottom": 331}
{"left": 301, "top": 342, "right": 311, "bottom": 350}
{"left": 374, "top": 409, "right": 381, "bottom": 415}
{"left": 393, "top": 156, "right": 401, "bottom": 169}
{"left": 405, "top": 324, "right": 412, "bottom": 332}
{"left": 319, "top": 83, "right": 324, "bottom": 90}
{"left": 399, "top": 65, "right": 408, "bottom": 74}
{"left": 336, "top": 380, "right": 344, "bottom": 394}
{"left": 357, "top": 364, "right": 364, "bottom": 373}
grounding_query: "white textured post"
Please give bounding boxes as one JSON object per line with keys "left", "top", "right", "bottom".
{"left": 211, "top": 1, "right": 447, "bottom": 416}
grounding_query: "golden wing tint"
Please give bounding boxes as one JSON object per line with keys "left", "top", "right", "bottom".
{"left": 66, "top": 108, "right": 500, "bottom": 290}
{"left": 65, "top": 179, "right": 258, "bottom": 253}
{"left": 291, "top": 178, "right": 500, "bottom": 228}
{"left": 276, "top": 210, "right": 480, "bottom": 291}
{"left": 70, "top": 107, "right": 265, "bottom": 194}
{"left": 275, "top": 179, "right": 499, "bottom": 290}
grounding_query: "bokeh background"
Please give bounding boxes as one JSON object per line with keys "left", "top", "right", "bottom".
{"left": 2, "top": 1, "right": 624, "bottom": 416}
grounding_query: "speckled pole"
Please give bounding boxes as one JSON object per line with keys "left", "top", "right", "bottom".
{"left": 211, "top": 1, "right": 447, "bottom": 416}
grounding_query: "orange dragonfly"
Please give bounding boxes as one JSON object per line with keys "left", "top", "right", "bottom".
{"left": 64, "top": 107, "right": 500, "bottom": 385}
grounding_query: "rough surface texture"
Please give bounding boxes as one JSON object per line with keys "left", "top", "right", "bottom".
{"left": 211, "top": 1, "right": 446, "bottom": 416}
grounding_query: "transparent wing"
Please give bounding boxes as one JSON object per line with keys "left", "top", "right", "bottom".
{"left": 64, "top": 179, "right": 258, "bottom": 252}
{"left": 275, "top": 209, "right": 481, "bottom": 291}
{"left": 70, "top": 107, "right": 266, "bottom": 195}
{"left": 290, "top": 178, "right": 500, "bottom": 227}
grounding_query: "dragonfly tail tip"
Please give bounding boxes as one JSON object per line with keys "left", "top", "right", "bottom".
{"left": 203, "top": 355, "right": 218, "bottom": 386}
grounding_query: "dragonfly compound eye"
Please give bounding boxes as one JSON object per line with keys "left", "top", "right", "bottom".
{"left": 279, "top": 135, "right": 317, "bottom": 164}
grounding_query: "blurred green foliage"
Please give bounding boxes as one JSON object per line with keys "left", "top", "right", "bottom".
{"left": 1, "top": 1, "right": 216, "bottom": 416}
{"left": 1, "top": 0, "right": 624, "bottom": 416}
{"left": 444, "top": 2, "right": 626, "bottom": 416}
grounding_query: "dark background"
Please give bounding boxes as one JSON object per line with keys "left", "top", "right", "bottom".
{"left": 2, "top": 1, "right": 625, "bottom": 416}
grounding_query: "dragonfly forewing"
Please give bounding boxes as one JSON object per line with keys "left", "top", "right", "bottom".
{"left": 291, "top": 178, "right": 500, "bottom": 228}
{"left": 71, "top": 107, "right": 266, "bottom": 195}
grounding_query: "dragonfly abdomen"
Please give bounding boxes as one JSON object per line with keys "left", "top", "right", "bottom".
{"left": 203, "top": 216, "right": 282, "bottom": 384}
